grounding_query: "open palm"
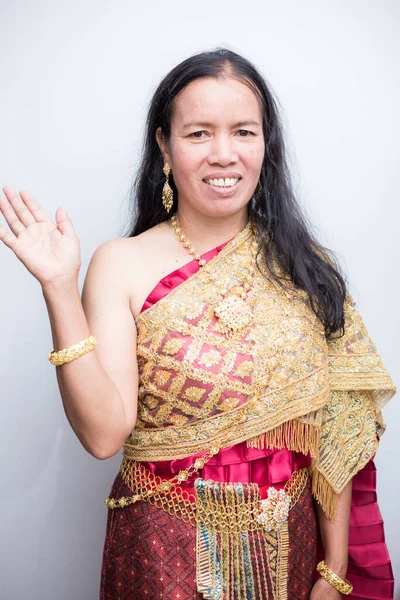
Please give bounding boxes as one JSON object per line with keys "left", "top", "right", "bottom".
{"left": 0, "top": 186, "right": 81, "bottom": 287}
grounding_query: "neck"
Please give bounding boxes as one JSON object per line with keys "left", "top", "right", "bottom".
{"left": 174, "top": 207, "right": 249, "bottom": 254}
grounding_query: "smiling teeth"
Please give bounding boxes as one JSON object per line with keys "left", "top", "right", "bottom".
{"left": 206, "top": 178, "right": 239, "bottom": 187}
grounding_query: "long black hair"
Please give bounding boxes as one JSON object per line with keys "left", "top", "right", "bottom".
{"left": 122, "top": 48, "right": 347, "bottom": 339}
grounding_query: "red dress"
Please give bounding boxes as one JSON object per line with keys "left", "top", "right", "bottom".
{"left": 100, "top": 242, "right": 394, "bottom": 600}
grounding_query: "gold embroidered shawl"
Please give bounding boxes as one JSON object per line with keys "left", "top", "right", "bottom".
{"left": 123, "top": 224, "right": 396, "bottom": 518}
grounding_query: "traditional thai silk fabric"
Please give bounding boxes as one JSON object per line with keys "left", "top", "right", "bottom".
{"left": 100, "top": 471, "right": 317, "bottom": 600}
{"left": 347, "top": 460, "right": 394, "bottom": 599}
{"left": 122, "top": 223, "right": 396, "bottom": 519}
{"left": 101, "top": 226, "right": 396, "bottom": 599}
{"left": 311, "top": 389, "right": 379, "bottom": 517}
{"left": 101, "top": 452, "right": 394, "bottom": 600}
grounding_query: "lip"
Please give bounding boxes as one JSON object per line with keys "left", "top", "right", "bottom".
{"left": 202, "top": 172, "right": 242, "bottom": 181}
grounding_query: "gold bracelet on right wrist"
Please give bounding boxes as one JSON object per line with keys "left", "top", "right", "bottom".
{"left": 48, "top": 335, "right": 97, "bottom": 366}
{"left": 316, "top": 560, "right": 353, "bottom": 595}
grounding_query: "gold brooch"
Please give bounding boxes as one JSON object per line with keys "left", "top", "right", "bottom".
{"left": 214, "top": 294, "right": 254, "bottom": 336}
{"left": 256, "top": 487, "right": 291, "bottom": 531}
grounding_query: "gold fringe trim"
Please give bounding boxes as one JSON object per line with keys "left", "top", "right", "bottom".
{"left": 277, "top": 521, "right": 289, "bottom": 600}
{"left": 246, "top": 419, "right": 320, "bottom": 458}
{"left": 311, "top": 468, "right": 338, "bottom": 521}
{"left": 194, "top": 469, "right": 309, "bottom": 599}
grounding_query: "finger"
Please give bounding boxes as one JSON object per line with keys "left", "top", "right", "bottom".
{"left": 3, "top": 187, "right": 37, "bottom": 228}
{"left": 0, "top": 188, "right": 25, "bottom": 237}
{"left": 55, "top": 206, "right": 76, "bottom": 237}
{"left": 0, "top": 224, "right": 17, "bottom": 251}
{"left": 19, "top": 189, "right": 53, "bottom": 223}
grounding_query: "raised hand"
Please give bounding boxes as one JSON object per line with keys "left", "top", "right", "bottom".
{"left": 0, "top": 186, "right": 81, "bottom": 287}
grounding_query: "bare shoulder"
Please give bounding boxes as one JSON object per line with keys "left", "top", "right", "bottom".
{"left": 86, "top": 221, "right": 182, "bottom": 317}
{"left": 88, "top": 223, "right": 169, "bottom": 282}
{"left": 122, "top": 221, "right": 174, "bottom": 259}
{"left": 97, "top": 221, "right": 172, "bottom": 254}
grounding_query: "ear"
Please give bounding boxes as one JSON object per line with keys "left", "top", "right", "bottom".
{"left": 156, "top": 127, "right": 172, "bottom": 166}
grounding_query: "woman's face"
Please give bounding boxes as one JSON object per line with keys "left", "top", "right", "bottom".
{"left": 156, "top": 76, "right": 265, "bottom": 220}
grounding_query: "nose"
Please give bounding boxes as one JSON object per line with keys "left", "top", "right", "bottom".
{"left": 207, "top": 133, "right": 239, "bottom": 166}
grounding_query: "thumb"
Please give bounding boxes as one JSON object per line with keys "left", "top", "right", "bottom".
{"left": 56, "top": 206, "right": 75, "bottom": 237}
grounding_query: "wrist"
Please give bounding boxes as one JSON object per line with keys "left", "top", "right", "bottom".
{"left": 317, "top": 560, "right": 353, "bottom": 596}
{"left": 324, "top": 556, "right": 348, "bottom": 579}
{"left": 42, "top": 276, "right": 80, "bottom": 297}
{"left": 315, "top": 577, "right": 343, "bottom": 598}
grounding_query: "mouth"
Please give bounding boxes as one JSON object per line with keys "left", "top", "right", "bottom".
{"left": 203, "top": 177, "right": 241, "bottom": 189}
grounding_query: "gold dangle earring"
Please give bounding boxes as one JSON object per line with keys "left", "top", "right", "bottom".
{"left": 162, "top": 162, "right": 174, "bottom": 213}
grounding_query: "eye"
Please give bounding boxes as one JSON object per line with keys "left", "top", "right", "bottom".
{"left": 237, "top": 129, "right": 253, "bottom": 137}
{"left": 189, "top": 130, "right": 207, "bottom": 139}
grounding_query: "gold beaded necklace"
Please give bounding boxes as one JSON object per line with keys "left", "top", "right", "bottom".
{"left": 170, "top": 214, "right": 258, "bottom": 337}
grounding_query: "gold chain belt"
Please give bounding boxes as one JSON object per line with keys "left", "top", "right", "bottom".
{"left": 105, "top": 456, "right": 309, "bottom": 531}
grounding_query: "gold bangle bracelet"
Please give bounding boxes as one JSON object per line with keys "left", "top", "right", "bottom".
{"left": 316, "top": 560, "right": 353, "bottom": 595}
{"left": 48, "top": 335, "right": 97, "bottom": 366}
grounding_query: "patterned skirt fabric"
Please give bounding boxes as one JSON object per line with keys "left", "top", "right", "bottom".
{"left": 100, "top": 471, "right": 317, "bottom": 600}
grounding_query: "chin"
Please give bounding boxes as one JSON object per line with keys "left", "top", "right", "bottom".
{"left": 206, "top": 200, "right": 250, "bottom": 218}
{"left": 186, "top": 195, "right": 249, "bottom": 218}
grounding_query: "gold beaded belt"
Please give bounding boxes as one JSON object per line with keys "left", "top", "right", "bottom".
{"left": 106, "top": 457, "right": 308, "bottom": 527}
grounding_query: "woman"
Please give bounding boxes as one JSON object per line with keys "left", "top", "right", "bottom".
{"left": 0, "top": 49, "right": 396, "bottom": 600}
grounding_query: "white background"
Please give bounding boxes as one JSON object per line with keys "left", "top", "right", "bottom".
{"left": 0, "top": 1, "right": 399, "bottom": 598}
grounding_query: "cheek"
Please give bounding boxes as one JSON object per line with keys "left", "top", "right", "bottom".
{"left": 243, "top": 149, "right": 265, "bottom": 173}
{"left": 172, "top": 148, "right": 205, "bottom": 183}
{"left": 240, "top": 138, "right": 264, "bottom": 164}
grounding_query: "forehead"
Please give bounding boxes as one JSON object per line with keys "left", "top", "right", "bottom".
{"left": 171, "top": 77, "right": 263, "bottom": 125}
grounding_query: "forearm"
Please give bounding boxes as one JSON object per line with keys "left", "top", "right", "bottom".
{"left": 315, "top": 479, "right": 352, "bottom": 578}
{"left": 42, "top": 279, "right": 130, "bottom": 459}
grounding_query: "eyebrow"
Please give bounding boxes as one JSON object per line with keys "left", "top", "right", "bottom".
{"left": 182, "top": 120, "right": 262, "bottom": 129}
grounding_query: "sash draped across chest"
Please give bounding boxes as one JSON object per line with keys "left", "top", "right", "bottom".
{"left": 124, "top": 224, "right": 394, "bottom": 507}
{"left": 137, "top": 235, "right": 310, "bottom": 494}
